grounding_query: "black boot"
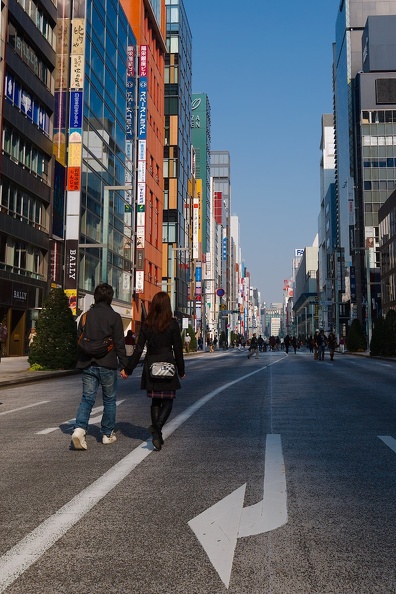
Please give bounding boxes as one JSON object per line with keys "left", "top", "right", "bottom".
{"left": 149, "top": 405, "right": 161, "bottom": 450}
{"left": 157, "top": 400, "right": 173, "bottom": 445}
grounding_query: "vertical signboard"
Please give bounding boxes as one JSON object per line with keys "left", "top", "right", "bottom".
{"left": 195, "top": 261, "right": 202, "bottom": 322}
{"left": 135, "top": 45, "right": 148, "bottom": 294}
{"left": 64, "top": 10, "right": 86, "bottom": 307}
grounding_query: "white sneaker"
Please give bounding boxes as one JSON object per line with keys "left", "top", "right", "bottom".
{"left": 102, "top": 431, "right": 117, "bottom": 445}
{"left": 72, "top": 428, "right": 87, "bottom": 450}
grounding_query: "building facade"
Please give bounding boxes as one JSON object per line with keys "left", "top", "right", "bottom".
{"left": 121, "top": 0, "right": 167, "bottom": 330}
{"left": 333, "top": 0, "right": 396, "bottom": 340}
{"left": 0, "top": 0, "right": 57, "bottom": 355}
{"left": 163, "top": 0, "right": 192, "bottom": 320}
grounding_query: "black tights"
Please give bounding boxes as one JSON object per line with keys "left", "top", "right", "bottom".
{"left": 151, "top": 398, "right": 173, "bottom": 429}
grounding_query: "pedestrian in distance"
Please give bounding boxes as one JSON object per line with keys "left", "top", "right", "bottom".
{"left": 208, "top": 335, "right": 214, "bottom": 353}
{"left": 339, "top": 336, "right": 345, "bottom": 353}
{"left": 327, "top": 330, "right": 337, "bottom": 361}
{"left": 28, "top": 327, "right": 37, "bottom": 348}
{"left": 0, "top": 320, "right": 7, "bottom": 362}
{"left": 71, "top": 283, "right": 129, "bottom": 451}
{"left": 247, "top": 333, "right": 259, "bottom": 359}
{"left": 284, "top": 334, "right": 290, "bottom": 354}
{"left": 184, "top": 332, "right": 191, "bottom": 353}
{"left": 313, "top": 330, "right": 320, "bottom": 360}
{"left": 121, "top": 291, "right": 185, "bottom": 451}
{"left": 292, "top": 336, "right": 298, "bottom": 354}
{"left": 308, "top": 335, "right": 314, "bottom": 353}
{"left": 124, "top": 329, "right": 135, "bottom": 361}
{"left": 316, "top": 329, "right": 327, "bottom": 361}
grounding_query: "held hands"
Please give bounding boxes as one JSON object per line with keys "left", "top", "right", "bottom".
{"left": 120, "top": 369, "right": 129, "bottom": 379}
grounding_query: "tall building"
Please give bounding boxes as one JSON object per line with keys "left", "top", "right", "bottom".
{"left": 318, "top": 114, "right": 337, "bottom": 333}
{"left": 191, "top": 93, "right": 210, "bottom": 255}
{"left": 191, "top": 93, "right": 212, "bottom": 335}
{"left": 121, "top": 0, "right": 167, "bottom": 330}
{"left": 163, "top": 0, "right": 192, "bottom": 320}
{"left": 0, "top": 0, "right": 57, "bottom": 355}
{"left": 333, "top": 0, "right": 396, "bottom": 339}
{"left": 230, "top": 214, "right": 242, "bottom": 338}
{"left": 210, "top": 150, "right": 231, "bottom": 339}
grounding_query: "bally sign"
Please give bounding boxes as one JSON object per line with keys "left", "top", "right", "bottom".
{"left": 64, "top": 240, "right": 79, "bottom": 289}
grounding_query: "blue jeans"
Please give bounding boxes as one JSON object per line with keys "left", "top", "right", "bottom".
{"left": 75, "top": 365, "right": 117, "bottom": 436}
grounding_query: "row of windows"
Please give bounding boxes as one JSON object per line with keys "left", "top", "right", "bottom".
{"left": 362, "top": 110, "right": 396, "bottom": 124}
{"left": 0, "top": 234, "right": 45, "bottom": 281}
{"left": 8, "top": 22, "right": 53, "bottom": 92}
{"left": 16, "top": 0, "right": 56, "bottom": 48}
{"left": 363, "top": 158, "right": 396, "bottom": 168}
{"left": 5, "top": 72, "right": 51, "bottom": 137}
{"left": 3, "top": 125, "right": 49, "bottom": 181}
{"left": 0, "top": 178, "right": 45, "bottom": 231}
{"left": 363, "top": 180, "right": 396, "bottom": 191}
{"left": 362, "top": 135, "right": 396, "bottom": 146}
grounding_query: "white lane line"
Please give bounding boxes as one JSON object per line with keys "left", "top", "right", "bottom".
{"left": 0, "top": 360, "right": 285, "bottom": 592}
{"left": 378, "top": 436, "right": 396, "bottom": 453}
{"left": 35, "top": 400, "right": 126, "bottom": 435}
{"left": 0, "top": 401, "right": 50, "bottom": 416}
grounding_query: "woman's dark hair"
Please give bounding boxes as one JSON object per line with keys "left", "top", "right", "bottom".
{"left": 94, "top": 283, "right": 114, "bottom": 305}
{"left": 145, "top": 291, "right": 172, "bottom": 333}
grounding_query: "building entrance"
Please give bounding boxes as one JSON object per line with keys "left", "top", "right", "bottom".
{"left": 8, "top": 309, "right": 26, "bottom": 356}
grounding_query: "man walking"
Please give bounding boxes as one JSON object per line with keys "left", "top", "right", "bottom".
{"left": 71, "top": 283, "right": 129, "bottom": 450}
{"left": 247, "top": 333, "right": 259, "bottom": 359}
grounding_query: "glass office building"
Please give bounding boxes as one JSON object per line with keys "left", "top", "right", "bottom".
{"left": 58, "top": 0, "right": 137, "bottom": 322}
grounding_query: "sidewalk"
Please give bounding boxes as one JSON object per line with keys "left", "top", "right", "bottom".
{"left": 0, "top": 357, "right": 79, "bottom": 387}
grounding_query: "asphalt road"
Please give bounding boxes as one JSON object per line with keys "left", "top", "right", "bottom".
{"left": 1, "top": 349, "right": 396, "bottom": 593}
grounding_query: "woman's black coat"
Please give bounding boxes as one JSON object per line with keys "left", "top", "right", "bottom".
{"left": 126, "top": 319, "right": 185, "bottom": 391}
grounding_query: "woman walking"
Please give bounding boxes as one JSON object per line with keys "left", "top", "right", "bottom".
{"left": 122, "top": 292, "right": 185, "bottom": 450}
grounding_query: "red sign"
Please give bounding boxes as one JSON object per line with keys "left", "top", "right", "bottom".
{"left": 67, "top": 167, "right": 81, "bottom": 191}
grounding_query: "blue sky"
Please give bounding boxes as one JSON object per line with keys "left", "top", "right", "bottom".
{"left": 184, "top": 0, "right": 338, "bottom": 305}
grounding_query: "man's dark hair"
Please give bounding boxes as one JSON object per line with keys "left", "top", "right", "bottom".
{"left": 94, "top": 283, "right": 114, "bottom": 305}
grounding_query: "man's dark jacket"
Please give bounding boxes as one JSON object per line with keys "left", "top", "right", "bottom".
{"left": 76, "top": 302, "right": 129, "bottom": 370}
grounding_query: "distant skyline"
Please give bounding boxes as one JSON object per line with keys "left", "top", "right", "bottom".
{"left": 184, "top": 0, "right": 338, "bottom": 304}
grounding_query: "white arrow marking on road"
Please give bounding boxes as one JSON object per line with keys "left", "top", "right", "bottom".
{"left": 378, "top": 435, "right": 396, "bottom": 453}
{"left": 239, "top": 434, "right": 287, "bottom": 536}
{"left": 188, "top": 485, "right": 246, "bottom": 589}
{"left": 35, "top": 400, "right": 125, "bottom": 434}
{"left": 188, "top": 434, "right": 287, "bottom": 589}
